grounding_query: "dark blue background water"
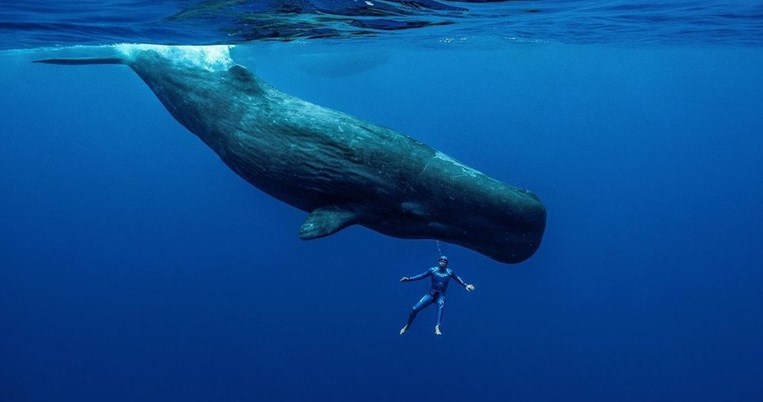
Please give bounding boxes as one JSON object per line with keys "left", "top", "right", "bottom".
{"left": 2, "top": 2, "right": 763, "bottom": 401}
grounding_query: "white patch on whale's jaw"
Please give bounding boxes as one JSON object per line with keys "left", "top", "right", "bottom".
{"left": 114, "top": 44, "right": 234, "bottom": 72}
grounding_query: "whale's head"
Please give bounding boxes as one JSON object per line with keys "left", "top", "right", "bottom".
{"left": 413, "top": 153, "right": 547, "bottom": 264}
{"left": 459, "top": 189, "right": 546, "bottom": 264}
{"left": 422, "top": 182, "right": 546, "bottom": 264}
{"left": 366, "top": 159, "right": 546, "bottom": 264}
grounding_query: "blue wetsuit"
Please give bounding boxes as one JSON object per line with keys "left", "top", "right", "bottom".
{"left": 404, "top": 266, "right": 468, "bottom": 328}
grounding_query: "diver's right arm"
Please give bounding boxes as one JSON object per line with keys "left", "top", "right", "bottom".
{"left": 400, "top": 268, "right": 433, "bottom": 282}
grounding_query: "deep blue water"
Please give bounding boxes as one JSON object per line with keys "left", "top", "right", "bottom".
{"left": 2, "top": 2, "right": 763, "bottom": 402}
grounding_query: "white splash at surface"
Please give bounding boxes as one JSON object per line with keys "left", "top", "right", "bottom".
{"left": 115, "top": 43, "right": 235, "bottom": 71}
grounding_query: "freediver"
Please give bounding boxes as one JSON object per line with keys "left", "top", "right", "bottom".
{"left": 399, "top": 255, "right": 475, "bottom": 336}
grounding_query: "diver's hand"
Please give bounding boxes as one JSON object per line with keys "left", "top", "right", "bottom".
{"left": 400, "top": 277, "right": 410, "bottom": 282}
{"left": 465, "top": 284, "right": 475, "bottom": 292}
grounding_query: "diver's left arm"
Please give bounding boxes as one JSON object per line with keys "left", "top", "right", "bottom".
{"left": 450, "top": 270, "right": 476, "bottom": 292}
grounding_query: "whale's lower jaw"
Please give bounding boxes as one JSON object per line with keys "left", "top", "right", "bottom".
{"left": 445, "top": 238, "right": 543, "bottom": 264}
{"left": 360, "top": 216, "right": 545, "bottom": 264}
{"left": 456, "top": 227, "right": 545, "bottom": 264}
{"left": 477, "top": 238, "right": 544, "bottom": 264}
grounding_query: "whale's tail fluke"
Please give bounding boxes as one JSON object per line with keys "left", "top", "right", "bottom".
{"left": 34, "top": 57, "right": 124, "bottom": 65}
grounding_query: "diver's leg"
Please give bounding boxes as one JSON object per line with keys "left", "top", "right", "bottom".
{"left": 435, "top": 294, "right": 446, "bottom": 335}
{"left": 400, "top": 293, "right": 435, "bottom": 335}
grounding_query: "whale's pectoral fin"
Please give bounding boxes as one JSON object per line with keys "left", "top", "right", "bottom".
{"left": 299, "top": 207, "right": 358, "bottom": 240}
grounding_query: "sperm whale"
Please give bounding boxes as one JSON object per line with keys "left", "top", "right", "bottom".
{"left": 36, "top": 44, "right": 546, "bottom": 264}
